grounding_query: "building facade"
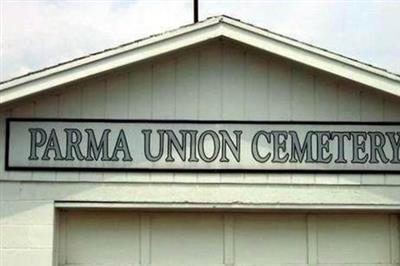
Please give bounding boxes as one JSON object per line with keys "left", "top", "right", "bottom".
{"left": 1, "top": 16, "right": 400, "bottom": 265}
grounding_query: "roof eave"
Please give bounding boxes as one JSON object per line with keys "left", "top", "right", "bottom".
{"left": 0, "top": 18, "right": 223, "bottom": 105}
{"left": 1, "top": 15, "right": 399, "bottom": 105}
{"left": 219, "top": 18, "right": 400, "bottom": 97}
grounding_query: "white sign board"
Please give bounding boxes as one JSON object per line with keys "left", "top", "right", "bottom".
{"left": 6, "top": 119, "right": 400, "bottom": 172}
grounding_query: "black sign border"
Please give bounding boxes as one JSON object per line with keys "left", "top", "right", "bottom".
{"left": 5, "top": 118, "right": 400, "bottom": 173}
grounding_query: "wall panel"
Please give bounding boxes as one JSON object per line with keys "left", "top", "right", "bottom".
{"left": 0, "top": 39, "right": 399, "bottom": 185}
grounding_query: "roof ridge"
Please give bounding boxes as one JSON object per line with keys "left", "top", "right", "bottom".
{"left": 2, "top": 14, "right": 399, "bottom": 85}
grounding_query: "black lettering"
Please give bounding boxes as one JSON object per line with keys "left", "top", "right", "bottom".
{"left": 142, "top": 129, "right": 164, "bottom": 162}
{"left": 272, "top": 131, "right": 289, "bottom": 163}
{"left": 85, "top": 129, "right": 111, "bottom": 161}
{"left": 251, "top": 131, "right": 271, "bottom": 163}
{"left": 368, "top": 132, "right": 389, "bottom": 164}
{"left": 111, "top": 130, "right": 132, "bottom": 161}
{"left": 386, "top": 132, "right": 400, "bottom": 163}
{"left": 64, "top": 128, "right": 84, "bottom": 161}
{"left": 28, "top": 128, "right": 47, "bottom": 160}
{"left": 351, "top": 132, "right": 368, "bottom": 164}
{"left": 219, "top": 130, "right": 241, "bottom": 162}
{"left": 331, "top": 132, "right": 351, "bottom": 163}
{"left": 315, "top": 131, "right": 333, "bottom": 163}
{"left": 198, "top": 130, "right": 220, "bottom": 162}
{"left": 289, "top": 131, "right": 313, "bottom": 163}
{"left": 42, "top": 129, "right": 63, "bottom": 160}
{"left": 165, "top": 130, "right": 186, "bottom": 162}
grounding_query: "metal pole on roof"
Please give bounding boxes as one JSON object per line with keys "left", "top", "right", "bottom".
{"left": 194, "top": 0, "right": 199, "bottom": 23}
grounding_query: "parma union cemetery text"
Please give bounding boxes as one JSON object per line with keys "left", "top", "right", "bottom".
{"left": 7, "top": 120, "right": 400, "bottom": 171}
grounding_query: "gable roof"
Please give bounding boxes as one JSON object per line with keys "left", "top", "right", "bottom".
{"left": 1, "top": 15, "right": 400, "bottom": 105}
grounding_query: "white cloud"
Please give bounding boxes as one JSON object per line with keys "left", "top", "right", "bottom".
{"left": 200, "top": 0, "right": 400, "bottom": 74}
{"left": 1, "top": 0, "right": 399, "bottom": 82}
{"left": 1, "top": 0, "right": 192, "bottom": 81}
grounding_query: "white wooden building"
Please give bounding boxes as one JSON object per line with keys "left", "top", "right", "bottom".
{"left": 1, "top": 15, "right": 400, "bottom": 265}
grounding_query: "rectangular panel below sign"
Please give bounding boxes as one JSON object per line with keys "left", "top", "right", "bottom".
{"left": 5, "top": 119, "right": 400, "bottom": 172}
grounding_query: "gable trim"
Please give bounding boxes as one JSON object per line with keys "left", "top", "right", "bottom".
{"left": 1, "top": 16, "right": 399, "bottom": 105}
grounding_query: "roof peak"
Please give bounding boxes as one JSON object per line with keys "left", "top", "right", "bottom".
{"left": 1, "top": 14, "right": 399, "bottom": 104}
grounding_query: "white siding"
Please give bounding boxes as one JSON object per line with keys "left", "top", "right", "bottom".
{"left": 1, "top": 39, "right": 399, "bottom": 185}
{"left": 57, "top": 210, "right": 399, "bottom": 266}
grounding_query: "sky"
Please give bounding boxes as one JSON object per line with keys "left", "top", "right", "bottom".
{"left": 1, "top": 0, "right": 399, "bottom": 82}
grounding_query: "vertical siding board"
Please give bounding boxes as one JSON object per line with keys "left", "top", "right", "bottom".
{"left": 220, "top": 43, "right": 245, "bottom": 183}
{"left": 383, "top": 94, "right": 400, "bottom": 122}
{"left": 140, "top": 214, "right": 151, "bottom": 265}
{"left": 222, "top": 42, "right": 245, "bottom": 120}
{"left": 58, "top": 210, "right": 67, "bottom": 265}
{"left": 82, "top": 79, "right": 107, "bottom": 119}
{"left": 151, "top": 58, "right": 176, "bottom": 182}
{"left": 59, "top": 86, "right": 82, "bottom": 119}
{"left": 126, "top": 64, "right": 152, "bottom": 181}
{"left": 198, "top": 42, "right": 222, "bottom": 120}
{"left": 268, "top": 58, "right": 291, "bottom": 120}
{"left": 34, "top": 94, "right": 59, "bottom": 117}
{"left": 389, "top": 215, "right": 399, "bottom": 264}
{"left": 244, "top": 51, "right": 269, "bottom": 120}
{"left": 307, "top": 214, "right": 318, "bottom": 265}
{"left": 0, "top": 110, "right": 11, "bottom": 180}
{"left": 9, "top": 102, "right": 35, "bottom": 180}
{"left": 152, "top": 58, "right": 176, "bottom": 119}
{"left": 223, "top": 214, "right": 235, "bottom": 265}
{"left": 128, "top": 64, "right": 152, "bottom": 119}
{"left": 291, "top": 68, "right": 315, "bottom": 184}
{"left": 267, "top": 56, "right": 292, "bottom": 183}
{"left": 175, "top": 50, "right": 199, "bottom": 119}
{"left": 32, "top": 94, "right": 60, "bottom": 181}
{"left": 150, "top": 57, "right": 174, "bottom": 198}
{"left": 384, "top": 96, "right": 400, "bottom": 184}
{"left": 314, "top": 76, "right": 340, "bottom": 184}
{"left": 360, "top": 89, "right": 385, "bottom": 185}
{"left": 337, "top": 81, "right": 361, "bottom": 121}
{"left": 174, "top": 48, "right": 200, "bottom": 182}
{"left": 105, "top": 72, "right": 129, "bottom": 119}
{"left": 57, "top": 87, "right": 82, "bottom": 181}
{"left": 315, "top": 76, "right": 338, "bottom": 121}
{"left": 336, "top": 81, "right": 362, "bottom": 185}
{"left": 198, "top": 42, "right": 222, "bottom": 182}
{"left": 79, "top": 79, "right": 106, "bottom": 182}
{"left": 220, "top": 42, "right": 245, "bottom": 183}
{"left": 291, "top": 67, "right": 315, "bottom": 120}
{"left": 104, "top": 72, "right": 129, "bottom": 182}
{"left": 360, "top": 89, "right": 384, "bottom": 122}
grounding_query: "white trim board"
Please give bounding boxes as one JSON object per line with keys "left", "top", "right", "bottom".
{"left": 1, "top": 15, "right": 399, "bottom": 105}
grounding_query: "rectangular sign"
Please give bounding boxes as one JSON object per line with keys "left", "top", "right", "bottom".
{"left": 6, "top": 119, "right": 400, "bottom": 172}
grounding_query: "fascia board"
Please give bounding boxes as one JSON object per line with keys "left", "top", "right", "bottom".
{"left": 0, "top": 19, "right": 222, "bottom": 105}
{"left": 220, "top": 20, "right": 400, "bottom": 97}
{"left": 222, "top": 17, "right": 400, "bottom": 82}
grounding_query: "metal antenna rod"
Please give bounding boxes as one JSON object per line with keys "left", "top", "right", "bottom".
{"left": 194, "top": 0, "right": 199, "bottom": 23}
